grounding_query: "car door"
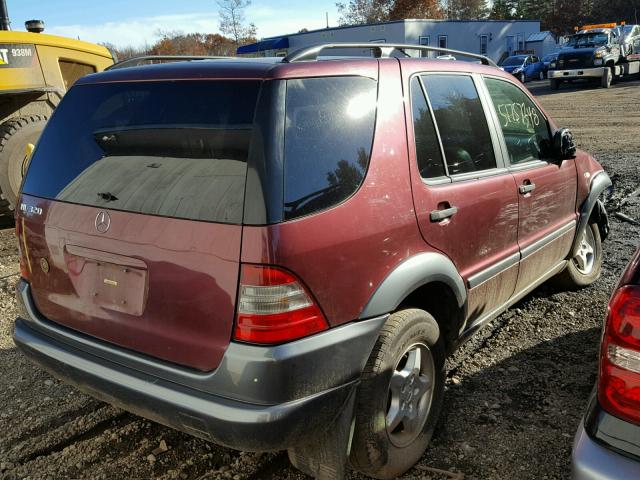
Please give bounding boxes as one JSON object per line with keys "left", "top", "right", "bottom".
{"left": 531, "top": 56, "right": 543, "bottom": 77}
{"left": 405, "top": 71, "right": 520, "bottom": 326}
{"left": 481, "top": 76, "right": 577, "bottom": 295}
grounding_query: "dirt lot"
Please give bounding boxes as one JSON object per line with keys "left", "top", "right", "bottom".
{"left": 1, "top": 79, "right": 639, "bottom": 480}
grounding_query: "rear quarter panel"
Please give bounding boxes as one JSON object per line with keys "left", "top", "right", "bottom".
{"left": 241, "top": 59, "right": 430, "bottom": 326}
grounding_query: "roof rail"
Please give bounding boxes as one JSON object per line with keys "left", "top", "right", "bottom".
{"left": 283, "top": 43, "right": 498, "bottom": 67}
{"left": 106, "top": 55, "right": 228, "bottom": 70}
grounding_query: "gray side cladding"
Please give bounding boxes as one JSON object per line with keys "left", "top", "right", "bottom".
{"left": 359, "top": 251, "right": 466, "bottom": 319}
{"left": 572, "top": 170, "right": 612, "bottom": 254}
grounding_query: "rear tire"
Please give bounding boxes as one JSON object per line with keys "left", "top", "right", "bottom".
{"left": 0, "top": 115, "right": 47, "bottom": 215}
{"left": 550, "top": 78, "right": 560, "bottom": 90}
{"left": 350, "top": 309, "right": 445, "bottom": 479}
{"left": 519, "top": 72, "right": 526, "bottom": 83}
{"left": 539, "top": 71, "right": 545, "bottom": 81}
{"left": 552, "top": 222, "right": 602, "bottom": 290}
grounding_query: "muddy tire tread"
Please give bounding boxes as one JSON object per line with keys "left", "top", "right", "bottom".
{"left": 0, "top": 115, "right": 48, "bottom": 216}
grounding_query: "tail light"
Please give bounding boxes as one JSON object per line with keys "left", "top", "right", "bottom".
{"left": 234, "top": 264, "right": 328, "bottom": 344}
{"left": 15, "top": 217, "right": 31, "bottom": 280}
{"left": 598, "top": 285, "right": 640, "bottom": 425}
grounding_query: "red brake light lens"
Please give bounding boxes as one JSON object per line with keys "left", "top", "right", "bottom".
{"left": 234, "top": 264, "right": 328, "bottom": 344}
{"left": 599, "top": 285, "right": 640, "bottom": 425}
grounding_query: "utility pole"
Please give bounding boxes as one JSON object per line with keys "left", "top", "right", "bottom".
{"left": 326, "top": 12, "right": 329, "bottom": 28}
{"left": 0, "top": 0, "right": 11, "bottom": 31}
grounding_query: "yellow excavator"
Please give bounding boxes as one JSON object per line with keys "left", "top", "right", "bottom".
{"left": 0, "top": 0, "right": 114, "bottom": 215}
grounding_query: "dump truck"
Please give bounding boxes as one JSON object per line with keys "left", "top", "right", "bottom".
{"left": 0, "top": 0, "right": 114, "bottom": 215}
{"left": 548, "top": 22, "right": 640, "bottom": 90}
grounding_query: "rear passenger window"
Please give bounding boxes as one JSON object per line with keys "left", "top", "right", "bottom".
{"left": 485, "top": 78, "right": 552, "bottom": 164}
{"left": 421, "top": 75, "right": 496, "bottom": 175}
{"left": 410, "top": 77, "right": 445, "bottom": 179}
{"left": 284, "top": 76, "right": 377, "bottom": 220}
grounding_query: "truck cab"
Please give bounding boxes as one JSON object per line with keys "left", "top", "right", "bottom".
{"left": 548, "top": 23, "right": 640, "bottom": 90}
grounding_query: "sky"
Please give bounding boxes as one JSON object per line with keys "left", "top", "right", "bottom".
{"left": 5, "top": 0, "right": 341, "bottom": 48}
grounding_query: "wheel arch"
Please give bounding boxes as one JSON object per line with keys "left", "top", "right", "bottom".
{"left": 359, "top": 252, "right": 467, "bottom": 351}
{"left": 571, "top": 170, "right": 611, "bottom": 255}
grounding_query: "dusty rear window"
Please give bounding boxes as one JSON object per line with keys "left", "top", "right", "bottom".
{"left": 22, "top": 80, "right": 261, "bottom": 224}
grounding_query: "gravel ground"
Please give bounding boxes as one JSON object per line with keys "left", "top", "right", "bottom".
{"left": 1, "top": 79, "right": 639, "bottom": 480}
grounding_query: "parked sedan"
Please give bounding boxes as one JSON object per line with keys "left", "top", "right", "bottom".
{"left": 499, "top": 54, "right": 545, "bottom": 82}
{"left": 572, "top": 245, "right": 640, "bottom": 479}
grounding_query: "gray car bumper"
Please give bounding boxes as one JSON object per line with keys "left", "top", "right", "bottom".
{"left": 13, "top": 280, "right": 387, "bottom": 451}
{"left": 548, "top": 67, "right": 606, "bottom": 80}
{"left": 572, "top": 421, "right": 640, "bottom": 479}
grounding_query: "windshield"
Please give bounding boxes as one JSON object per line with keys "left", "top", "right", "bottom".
{"left": 501, "top": 56, "right": 526, "bottom": 66}
{"left": 542, "top": 54, "right": 557, "bottom": 62}
{"left": 22, "top": 80, "right": 261, "bottom": 224}
{"left": 568, "top": 33, "right": 609, "bottom": 47}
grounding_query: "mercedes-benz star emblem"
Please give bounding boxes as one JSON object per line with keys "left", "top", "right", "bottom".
{"left": 95, "top": 211, "right": 111, "bottom": 234}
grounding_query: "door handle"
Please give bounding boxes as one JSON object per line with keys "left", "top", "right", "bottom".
{"left": 430, "top": 206, "right": 458, "bottom": 222}
{"left": 519, "top": 182, "right": 536, "bottom": 194}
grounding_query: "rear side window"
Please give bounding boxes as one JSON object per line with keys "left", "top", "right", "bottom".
{"left": 22, "top": 80, "right": 260, "bottom": 224}
{"left": 484, "top": 78, "right": 552, "bottom": 165}
{"left": 421, "top": 75, "right": 496, "bottom": 175}
{"left": 283, "top": 76, "right": 377, "bottom": 220}
{"left": 410, "top": 77, "right": 445, "bottom": 179}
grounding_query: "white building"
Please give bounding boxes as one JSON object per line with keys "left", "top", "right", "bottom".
{"left": 238, "top": 19, "right": 541, "bottom": 64}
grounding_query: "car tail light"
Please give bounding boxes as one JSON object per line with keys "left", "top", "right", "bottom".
{"left": 234, "top": 264, "right": 328, "bottom": 344}
{"left": 599, "top": 285, "right": 640, "bottom": 425}
{"left": 15, "top": 217, "right": 31, "bottom": 280}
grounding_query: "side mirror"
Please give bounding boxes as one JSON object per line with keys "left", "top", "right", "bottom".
{"left": 553, "top": 128, "right": 577, "bottom": 160}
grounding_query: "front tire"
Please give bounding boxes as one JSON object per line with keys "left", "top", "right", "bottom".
{"left": 601, "top": 67, "right": 613, "bottom": 88}
{"left": 0, "top": 115, "right": 47, "bottom": 214}
{"left": 350, "top": 309, "right": 445, "bottom": 479}
{"left": 550, "top": 78, "right": 561, "bottom": 90}
{"left": 519, "top": 72, "right": 526, "bottom": 83}
{"left": 553, "top": 222, "right": 603, "bottom": 289}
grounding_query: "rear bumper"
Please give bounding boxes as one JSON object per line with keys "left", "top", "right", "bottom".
{"left": 572, "top": 422, "right": 640, "bottom": 479}
{"left": 572, "top": 395, "right": 640, "bottom": 479}
{"left": 13, "top": 280, "right": 387, "bottom": 451}
{"left": 548, "top": 67, "right": 606, "bottom": 80}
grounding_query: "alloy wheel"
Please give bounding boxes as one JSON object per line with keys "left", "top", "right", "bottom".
{"left": 573, "top": 227, "right": 596, "bottom": 275}
{"left": 385, "top": 343, "right": 435, "bottom": 448}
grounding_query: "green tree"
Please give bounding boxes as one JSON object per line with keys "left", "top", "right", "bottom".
{"left": 445, "top": 0, "right": 489, "bottom": 19}
{"left": 488, "top": 0, "right": 517, "bottom": 19}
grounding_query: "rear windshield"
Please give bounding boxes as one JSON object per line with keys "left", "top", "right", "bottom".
{"left": 22, "top": 80, "right": 260, "bottom": 224}
{"left": 501, "top": 56, "right": 526, "bottom": 66}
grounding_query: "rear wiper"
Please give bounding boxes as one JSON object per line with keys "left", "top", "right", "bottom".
{"left": 97, "top": 192, "right": 118, "bottom": 202}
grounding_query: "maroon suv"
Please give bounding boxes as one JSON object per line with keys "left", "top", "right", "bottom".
{"left": 13, "top": 45, "right": 611, "bottom": 479}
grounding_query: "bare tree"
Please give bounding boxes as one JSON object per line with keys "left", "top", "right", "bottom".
{"left": 336, "top": 0, "right": 394, "bottom": 25}
{"left": 217, "top": 0, "right": 257, "bottom": 47}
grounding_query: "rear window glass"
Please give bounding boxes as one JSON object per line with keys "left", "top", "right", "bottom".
{"left": 22, "top": 80, "right": 261, "bottom": 224}
{"left": 421, "top": 75, "right": 496, "bottom": 175}
{"left": 283, "top": 76, "right": 377, "bottom": 220}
